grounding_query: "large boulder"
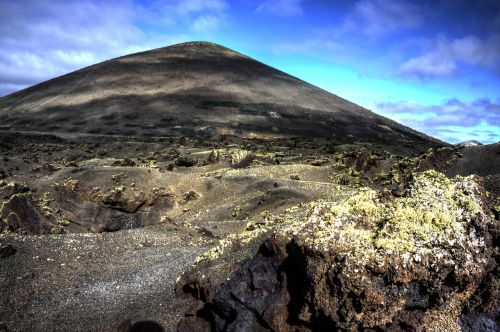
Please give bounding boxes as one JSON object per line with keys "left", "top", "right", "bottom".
{"left": 52, "top": 182, "right": 176, "bottom": 233}
{"left": 178, "top": 171, "right": 499, "bottom": 331}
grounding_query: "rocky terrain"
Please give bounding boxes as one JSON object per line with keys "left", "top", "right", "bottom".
{"left": 0, "top": 42, "right": 499, "bottom": 331}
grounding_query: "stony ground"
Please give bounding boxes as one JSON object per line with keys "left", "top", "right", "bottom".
{"left": 0, "top": 131, "right": 498, "bottom": 331}
{"left": 1, "top": 226, "right": 209, "bottom": 331}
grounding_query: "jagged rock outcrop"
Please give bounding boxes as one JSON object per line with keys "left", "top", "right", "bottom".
{"left": 0, "top": 193, "right": 51, "bottom": 234}
{"left": 50, "top": 179, "right": 177, "bottom": 233}
{"left": 0, "top": 182, "right": 30, "bottom": 199}
{"left": 178, "top": 171, "right": 499, "bottom": 331}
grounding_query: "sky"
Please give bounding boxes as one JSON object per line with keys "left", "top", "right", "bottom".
{"left": 0, "top": 0, "right": 499, "bottom": 144}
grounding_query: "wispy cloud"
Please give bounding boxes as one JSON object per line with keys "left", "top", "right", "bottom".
{"left": 256, "top": 0, "right": 303, "bottom": 17}
{"left": 174, "top": 0, "right": 227, "bottom": 14}
{"left": 191, "top": 15, "right": 224, "bottom": 32}
{"left": 344, "top": 0, "right": 423, "bottom": 39}
{"left": 375, "top": 98, "right": 500, "bottom": 143}
{"left": 399, "top": 34, "right": 500, "bottom": 79}
{"left": 271, "top": 36, "right": 354, "bottom": 59}
{"left": 0, "top": 0, "right": 228, "bottom": 96}
{"left": 270, "top": 0, "right": 423, "bottom": 61}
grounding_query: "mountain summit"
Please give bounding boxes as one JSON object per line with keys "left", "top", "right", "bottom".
{"left": 0, "top": 41, "right": 439, "bottom": 148}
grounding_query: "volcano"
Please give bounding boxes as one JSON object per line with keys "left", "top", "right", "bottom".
{"left": 0, "top": 41, "right": 440, "bottom": 150}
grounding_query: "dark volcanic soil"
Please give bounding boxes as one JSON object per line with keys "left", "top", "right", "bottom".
{"left": 1, "top": 226, "right": 210, "bottom": 331}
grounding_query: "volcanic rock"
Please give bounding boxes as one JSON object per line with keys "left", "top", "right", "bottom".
{"left": 0, "top": 244, "right": 16, "bottom": 258}
{"left": 178, "top": 171, "right": 498, "bottom": 331}
{"left": 175, "top": 156, "right": 198, "bottom": 167}
{"left": 0, "top": 193, "right": 50, "bottom": 234}
{"left": 0, "top": 182, "right": 29, "bottom": 200}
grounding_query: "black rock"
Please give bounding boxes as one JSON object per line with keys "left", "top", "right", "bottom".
{"left": 175, "top": 156, "right": 197, "bottom": 167}
{"left": 0, "top": 244, "right": 16, "bottom": 258}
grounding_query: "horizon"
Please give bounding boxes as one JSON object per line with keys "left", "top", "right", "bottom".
{"left": 0, "top": 0, "right": 499, "bottom": 144}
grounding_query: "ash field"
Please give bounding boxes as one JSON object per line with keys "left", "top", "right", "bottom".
{"left": 0, "top": 42, "right": 499, "bottom": 331}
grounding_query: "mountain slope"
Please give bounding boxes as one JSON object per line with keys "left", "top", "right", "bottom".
{"left": 0, "top": 41, "right": 441, "bottom": 148}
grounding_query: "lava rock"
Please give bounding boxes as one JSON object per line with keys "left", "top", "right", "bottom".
{"left": 0, "top": 182, "right": 30, "bottom": 199}
{"left": 183, "top": 190, "right": 200, "bottom": 202}
{"left": 112, "top": 158, "right": 136, "bottom": 167}
{"left": 344, "top": 150, "right": 378, "bottom": 173}
{"left": 0, "top": 193, "right": 48, "bottom": 234}
{"left": 175, "top": 156, "right": 197, "bottom": 167}
{"left": 230, "top": 150, "right": 254, "bottom": 169}
{"left": 0, "top": 244, "right": 16, "bottom": 258}
{"left": 101, "top": 187, "right": 146, "bottom": 213}
{"left": 178, "top": 171, "right": 498, "bottom": 331}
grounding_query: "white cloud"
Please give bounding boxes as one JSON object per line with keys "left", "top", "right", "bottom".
{"left": 270, "top": 0, "right": 422, "bottom": 61}
{"left": 344, "top": 0, "right": 423, "bottom": 39}
{"left": 0, "top": 0, "right": 228, "bottom": 96}
{"left": 375, "top": 98, "right": 500, "bottom": 143}
{"left": 191, "top": 15, "right": 223, "bottom": 33}
{"left": 452, "top": 35, "right": 500, "bottom": 69}
{"left": 175, "top": 0, "right": 227, "bottom": 14}
{"left": 399, "top": 34, "right": 500, "bottom": 79}
{"left": 400, "top": 50, "right": 457, "bottom": 78}
{"left": 256, "top": 0, "right": 303, "bottom": 17}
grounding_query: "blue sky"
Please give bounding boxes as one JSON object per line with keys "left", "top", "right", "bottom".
{"left": 0, "top": 0, "right": 499, "bottom": 143}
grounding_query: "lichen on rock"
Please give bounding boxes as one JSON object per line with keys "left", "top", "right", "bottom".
{"left": 285, "top": 170, "right": 485, "bottom": 256}
{"left": 230, "top": 149, "right": 254, "bottom": 168}
{"left": 52, "top": 177, "right": 79, "bottom": 192}
{"left": 178, "top": 171, "right": 497, "bottom": 331}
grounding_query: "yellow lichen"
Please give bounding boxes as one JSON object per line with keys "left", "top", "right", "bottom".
{"left": 52, "top": 177, "right": 79, "bottom": 192}
{"left": 194, "top": 226, "right": 269, "bottom": 264}
{"left": 280, "top": 170, "right": 485, "bottom": 255}
{"left": 38, "top": 192, "right": 55, "bottom": 217}
{"left": 230, "top": 149, "right": 254, "bottom": 168}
